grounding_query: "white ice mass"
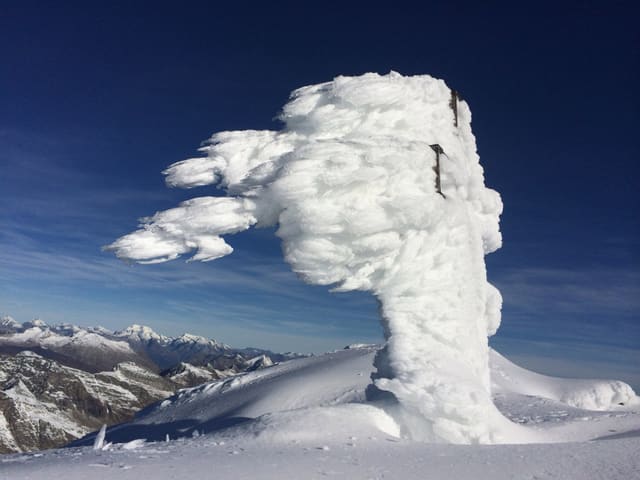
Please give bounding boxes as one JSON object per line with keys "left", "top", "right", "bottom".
{"left": 108, "top": 72, "right": 520, "bottom": 442}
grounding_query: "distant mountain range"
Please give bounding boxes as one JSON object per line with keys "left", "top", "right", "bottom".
{"left": 0, "top": 316, "right": 304, "bottom": 453}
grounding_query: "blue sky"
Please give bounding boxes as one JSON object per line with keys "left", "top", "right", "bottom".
{"left": 1, "top": 2, "right": 638, "bottom": 387}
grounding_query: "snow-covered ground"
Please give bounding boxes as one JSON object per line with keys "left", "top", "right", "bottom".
{"left": 2, "top": 346, "right": 638, "bottom": 479}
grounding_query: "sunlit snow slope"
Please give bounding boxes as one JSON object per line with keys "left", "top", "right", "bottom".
{"left": 3, "top": 347, "right": 639, "bottom": 480}
{"left": 69, "top": 346, "right": 639, "bottom": 447}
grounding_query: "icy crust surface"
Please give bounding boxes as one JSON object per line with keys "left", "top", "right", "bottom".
{"left": 107, "top": 72, "right": 504, "bottom": 443}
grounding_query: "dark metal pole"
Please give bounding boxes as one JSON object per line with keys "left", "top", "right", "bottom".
{"left": 450, "top": 89, "right": 459, "bottom": 127}
{"left": 430, "top": 144, "right": 445, "bottom": 197}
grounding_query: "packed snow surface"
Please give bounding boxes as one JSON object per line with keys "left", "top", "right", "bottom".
{"left": 107, "top": 72, "right": 506, "bottom": 443}
{"left": 3, "top": 347, "right": 639, "bottom": 479}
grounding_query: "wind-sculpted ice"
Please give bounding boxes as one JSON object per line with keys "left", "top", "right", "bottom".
{"left": 107, "top": 72, "right": 507, "bottom": 443}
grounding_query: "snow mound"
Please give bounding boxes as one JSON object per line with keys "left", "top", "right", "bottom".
{"left": 73, "top": 347, "right": 378, "bottom": 445}
{"left": 219, "top": 404, "right": 400, "bottom": 444}
{"left": 490, "top": 350, "right": 638, "bottom": 411}
{"left": 72, "top": 346, "right": 639, "bottom": 448}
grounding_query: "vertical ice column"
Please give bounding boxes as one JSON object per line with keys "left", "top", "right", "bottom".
{"left": 370, "top": 208, "right": 500, "bottom": 443}
{"left": 363, "top": 88, "right": 505, "bottom": 442}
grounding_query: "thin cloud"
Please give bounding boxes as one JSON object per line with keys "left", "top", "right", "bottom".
{"left": 493, "top": 266, "right": 640, "bottom": 315}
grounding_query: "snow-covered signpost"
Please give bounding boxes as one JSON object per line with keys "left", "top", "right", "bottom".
{"left": 107, "top": 72, "right": 508, "bottom": 443}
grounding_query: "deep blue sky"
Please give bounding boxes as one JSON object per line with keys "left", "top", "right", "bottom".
{"left": 1, "top": 2, "right": 638, "bottom": 386}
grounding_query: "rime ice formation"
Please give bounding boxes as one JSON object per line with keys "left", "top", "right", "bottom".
{"left": 107, "top": 72, "right": 507, "bottom": 443}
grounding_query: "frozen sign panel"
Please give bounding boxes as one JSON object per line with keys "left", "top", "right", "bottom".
{"left": 107, "top": 72, "right": 510, "bottom": 443}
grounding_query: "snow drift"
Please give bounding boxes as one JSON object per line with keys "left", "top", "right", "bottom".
{"left": 107, "top": 72, "right": 506, "bottom": 443}
{"left": 71, "top": 346, "right": 639, "bottom": 449}
{"left": 490, "top": 350, "right": 636, "bottom": 411}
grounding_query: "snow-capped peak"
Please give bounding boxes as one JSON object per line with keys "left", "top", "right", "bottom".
{"left": 86, "top": 326, "right": 113, "bottom": 336}
{"left": 175, "top": 333, "right": 209, "bottom": 344}
{"left": 0, "top": 315, "right": 20, "bottom": 328}
{"left": 172, "top": 333, "right": 226, "bottom": 349}
{"left": 22, "top": 318, "right": 47, "bottom": 329}
{"left": 116, "top": 324, "right": 167, "bottom": 343}
{"left": 244, "top": 354, "right": 274, "bottom": 370}
{"left": 15, "top": 350, "right": 43, "bottom": 358}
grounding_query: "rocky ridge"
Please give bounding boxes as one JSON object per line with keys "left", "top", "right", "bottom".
{"left": 0, "top": 316, "right": 302, "bottom": 453}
